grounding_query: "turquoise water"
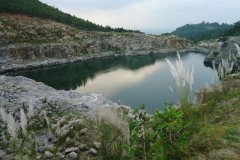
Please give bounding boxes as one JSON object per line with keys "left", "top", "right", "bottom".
{"left": 8, "top": 53, "right": 219, "bottom": 112}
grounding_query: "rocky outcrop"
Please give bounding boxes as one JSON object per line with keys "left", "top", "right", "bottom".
{"left": 0, "top": 14, "right": 191, "bottom": 73}
{"left": 203, "top": 37, "right": 240, "bottom": 72}
{"left": 0, "top": 75, "right": 124, "bottom": 113}
{"left": 214, "top": 37, "right": 240, "bottom": 64}
{"left": 0, "top": 75, "right": 129, "bottom": 159}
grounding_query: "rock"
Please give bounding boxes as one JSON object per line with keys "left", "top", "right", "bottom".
{"left": 0, "top": 150, "right": 6, "bottom": 158}
{"left": 89, "top": 148, "right": 97, "bottom": 155}
{"left": 78, "top": 143, "right": 88, "bottom": 150}
{"left": 204, "top": 57, "right": 215, "bottom": 67}
{"left": 0, "top": 76, "right": 127, "bottom": 113}
{"left": 93, "top": 141, "right": 101, "bottom": 149}
{"left": 66, "top": 137, "right": 71, "bottom": 143}
{"left": 67, "top": 151, "right": 77, "bottom": 160}
{"left": 65, "top": 147, "right": 78, "bottom": 154}
{"left": 44, "top": 150, "right": 54, "bottom": 158}
{"left": 36, "top": 146, "right": 45, "bottom": 153}
{"left": 80, "top": 128, "right": 88, "bottom": 135}
{"left": 0, "top": 123, "right": 6, "bottom": 128}
{"left": 0, "top": 15, "right": 191, "bottom": 74}
{"left": 205, "top": 36, "right": 240, "bottom": 69}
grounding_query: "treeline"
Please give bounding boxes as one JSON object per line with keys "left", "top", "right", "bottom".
{"left": 224, "top": 21, "right": 240, "bottom": 37}
{"left": 0, "top": 0, "right": 141, "bottom": 33}
{"left": 171, "top": 21, "right": 232, "bottom": 41}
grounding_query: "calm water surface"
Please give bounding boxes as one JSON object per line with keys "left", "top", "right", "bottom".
{"left": 8, "top": 53, "right": 219, "bottom": 112}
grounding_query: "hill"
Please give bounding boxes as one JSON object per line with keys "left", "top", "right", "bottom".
{"left": 224, "top": 21, "right": 240, "bottom": 37}
{"left": 0, "top": 0, "right": 140, "bottom": 33}
{"left": 171, "top": 22, "right": 232, "bottom": 41}
{"left": 0, "top": 14, "right": 190, "bottom": 73}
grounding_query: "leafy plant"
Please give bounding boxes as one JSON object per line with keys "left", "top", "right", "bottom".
{"left": 128, "top": 105, "right": 189, "bottom": 159}
{"left": 128, "top": 105, "right": 151, "bottom": 160}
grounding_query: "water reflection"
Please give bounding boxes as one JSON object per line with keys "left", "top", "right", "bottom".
{"left": 7, "top": 54, "right": 171, "bottom": 90}
{"left": 76, "top": 62, "right": 164, "bottom": 96}
{"left": 8, "top": 53, "right": 219, "bottom": 112}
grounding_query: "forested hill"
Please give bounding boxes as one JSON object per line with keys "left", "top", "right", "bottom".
{"left": 0, "top": 0, "right": 140, "bottom": 33}
{"left": 224, "top": 21, "right": 240, "bottom": 37}
{"left": 171, "top": 22, "right": 232, "bottom": 41}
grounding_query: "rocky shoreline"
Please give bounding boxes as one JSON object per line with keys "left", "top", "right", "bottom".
{"left": 202, "top": 37, "right": 240, "bottom": 69}
{"left": 0, "top": 46, "right": 209, "bottom": 74}
{"left": 0, "top": 75, "right": 126, "bottom": 113}
{"left": 0, "top": 14, "right": 198, "bottom": 74}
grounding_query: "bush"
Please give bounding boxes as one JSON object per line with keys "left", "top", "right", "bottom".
{"left": 128, "top": 105, "right": 189, "bottom": 159}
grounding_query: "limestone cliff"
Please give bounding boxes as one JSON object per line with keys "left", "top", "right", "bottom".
{"left": 202, "top": 37, "right": 240, "bottom": 73}
{"left": 0, "top": 14, "right": 191, "bottom": 73}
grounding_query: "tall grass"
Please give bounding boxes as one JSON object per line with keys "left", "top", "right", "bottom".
{"left": 0, "top": 107, "right": 8, "bottom": 123}
{"left": 87, "top": 106, "right": 129, "bottom": 159}
{"left": 7, "top": 113, "right": 19, "bottom": 138}
{"left": 20, "top": 108, "right": 27, "bottom": 135}
{"left": 0, "top": 100, "right": 35, "bottom": 138}
{"left": 165, "top": 52, "right": 194, "bottom": 109}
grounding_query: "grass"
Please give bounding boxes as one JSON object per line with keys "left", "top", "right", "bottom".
{"left": 2, "top": 77, "right": 240, "bottom": 159}
{"left": 0, "top": 80, "right": 240, "bottom": 159}
{"left": 185, "top": 79, "right": 240, "bottom": 159}
{"left": 127, "top": 75, "right": 240, "bottom": 160}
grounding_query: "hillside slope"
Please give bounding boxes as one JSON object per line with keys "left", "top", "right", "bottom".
{"left": 0, "top": 0, "right": 138, "bottom": 33}
{"left": 0, "top": 14, "right": 191, "bottom": 73}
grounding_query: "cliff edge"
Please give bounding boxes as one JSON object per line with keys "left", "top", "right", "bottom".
{"left": 0, "top": 14, "right": 191, "bottom": 73}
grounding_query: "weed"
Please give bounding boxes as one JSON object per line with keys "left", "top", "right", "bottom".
{"left": 128, "top": 104, "right": 189, "bottom": 159}
{"left": 166, "top": 52, "right": 194, "bottom": 116}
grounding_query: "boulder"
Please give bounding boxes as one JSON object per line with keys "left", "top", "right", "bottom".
{"left": 44, "top": 151, "right": 54, "bottom": 158}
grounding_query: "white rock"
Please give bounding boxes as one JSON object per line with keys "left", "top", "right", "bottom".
{"left": 44, "top": 150, "right": 54, "bottom": 158}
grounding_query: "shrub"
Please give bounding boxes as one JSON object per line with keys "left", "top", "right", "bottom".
{"left": 128, "top": 105, "right": 188, "bottom": 159}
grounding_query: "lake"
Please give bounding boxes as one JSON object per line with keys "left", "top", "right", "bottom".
{"left": 7, "top": 53, "right": 219, "bottom": 112}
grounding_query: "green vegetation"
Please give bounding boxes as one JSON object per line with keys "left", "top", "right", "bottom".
{"left": 128, "top": 77, "right": 240, "bottom": 159}
{"left": 171, "top": 21, "right": 232, "bottom": 42}
{"left": 1, "top": 77, "right": 240, "bottom": 159}
{"left": 224, "top": 21, "right": 240, "bottom": 37}
{"left": 126, "top": 55, "right": 240, "bottom": 159}
{"left": 0, "top": 0, "right": 141, "bottom": 33}
{"left": 128, "top": 105, "right": 187, "bottom": 160}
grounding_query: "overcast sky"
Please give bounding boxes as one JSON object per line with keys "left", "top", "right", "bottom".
{"left": 40, "top": 0, "right": 240, "bottom": 34}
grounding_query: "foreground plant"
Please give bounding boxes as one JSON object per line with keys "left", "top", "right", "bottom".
{"left": 0, "top": 100, "right": 35, "bottom": 139}
{"left": 165, "top": 52, "right": 194, "bottom": 114}
{"left": 128, "top": 104, "right": 188, "bottom": 160}
{"left": 87, "top": 106, "right": 129, "bottom": 159}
